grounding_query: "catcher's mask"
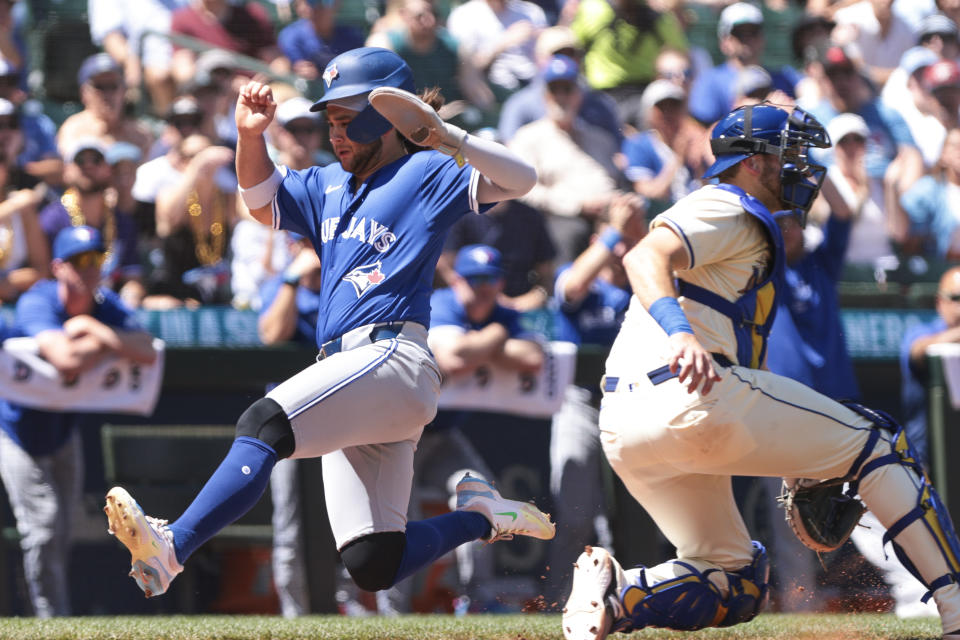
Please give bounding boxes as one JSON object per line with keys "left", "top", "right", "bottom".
{"left": 310, "top": 47, "right": 415, "bottom": 144}
{"left": 704, "top": 103, "right": 831, "bottom": 225}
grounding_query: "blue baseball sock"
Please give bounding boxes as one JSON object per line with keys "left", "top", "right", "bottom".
{"left": 167, "top": 437, "right": 276, "bottom": 564}
{"left": 392, "top": 510, "right": 490, "bottom": 585}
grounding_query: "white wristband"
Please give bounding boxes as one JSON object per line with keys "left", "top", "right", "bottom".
{"left": 238, "top": 165, "right": 286, "bottom": 210}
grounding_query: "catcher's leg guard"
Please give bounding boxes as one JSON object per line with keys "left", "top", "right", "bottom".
{"left": 620, "top": 541, "right": 769, "bottom": 631}
{"left": 843, "top": 402, "right": 960, "bottom": 602}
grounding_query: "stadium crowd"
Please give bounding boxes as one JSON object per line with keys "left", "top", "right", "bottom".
{"left": 6, "top": 0, "right": 960, "bottom": 623}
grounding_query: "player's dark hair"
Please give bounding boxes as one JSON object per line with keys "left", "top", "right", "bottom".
{"left": 399, "top": 86, "right": 445, "bottom": 154}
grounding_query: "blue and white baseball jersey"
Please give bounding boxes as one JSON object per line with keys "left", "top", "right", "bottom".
{"left": 273, "top": 151, "right": 490, "bottom": 346}
{"left": 552, "top": 263, "right": 631, "bottom": 347}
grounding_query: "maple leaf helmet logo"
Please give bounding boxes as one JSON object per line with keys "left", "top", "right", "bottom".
{"left": 322, "top": 63, "right": 339, "bottom": 88}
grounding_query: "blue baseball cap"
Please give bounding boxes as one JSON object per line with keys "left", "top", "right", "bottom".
{"left": 542, "top": 54, "right": 579, "bottom": 83}
{"left": 77, "top": 53, "right": 121, "bottom": 86}
{"left": 454, "top": 244, "right": 503, "bottom": 279}
{"left": 53, "top": 225, "right": 104, "bottom": 261}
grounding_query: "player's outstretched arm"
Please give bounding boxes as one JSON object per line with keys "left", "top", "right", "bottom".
{"left": 624, "top": 226, "right": 721, "bottom": 395}
{"left": 236, "top": 81, "right": 281, "bottom": 226}
{"left": 368, "top": 87, "right": 536, "bottom": 203}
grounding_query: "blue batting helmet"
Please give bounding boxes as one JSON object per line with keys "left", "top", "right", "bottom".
{"left": 310, "top": 47, "right": 415, "bottom": 144}
{"left": 704, "top": 103, "right": 831, "bottom": 218}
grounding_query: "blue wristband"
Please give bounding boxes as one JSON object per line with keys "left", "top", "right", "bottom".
{"left": 598, "top": 227, "right": 622, "bottom": 251}
{"left": 648, "top": 296, "right": 694, "bottom": 336}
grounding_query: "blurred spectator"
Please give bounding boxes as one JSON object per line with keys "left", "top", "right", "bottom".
{"left": 688, "top": 2, "right": 797, "bottom": 127}
{"left": 918, "top": 12, "right": 960, "bottom": 59}
{"left": 0, "top": 0, "right": 23, "bottom": 71}
{"left": 0, "top": 153, "right": 49, "bottom": 303}
{"left": 939, "top": 0, "right": 960, "bottom": 27}
{"left": 569, "top": 0, "right": 687, "bottom": 121}
{"left": 367, "top": 0, "right": 496, "bottom": 129}
{"left": 169, "top": 0, "right": 283, "bottom": 87}
{"left": 621, "top": 79, "right": 707, "bottom": 212}
{"left": 231, "top": 96, "right": 329, "bottom": 310}
{"left": 143, "top": 134, "right": 237, "bottom": 307}
{"left": 87, "top": 0, "right": 187, "bottom": 115}
{"left": 498, "top": 25, "right": 622, "bottom": 144}
{"left": 186, "top": 50, "right": 243, "bottom": 147}
{"left": 654, "top": 46, "right": 694, "bottom": 93}
{"left": 0, "top": 225, "right": 157, "bottom": 618}
{"left": 429, "top": 244, "right": 545, "bottom": 378}
{"left": 543, "top": 195, "right": 642, "bottom": 608}
{"left": 447, "top": 0, "right": 548, "bottom": 101}
{"left": 277, "top": 0, "right": 365, "bottom": 82}
{"left": 509, "top": 55, "right": 639, "bottom": 264}
{"left": 899, "top": 127, "right": 960, "bottom": 260}
{"left": 105, "top": 141, "right": 147, "bottom": 307}
{"left": 437, "top": 133, "right": 557, "bottom": 311}
{"left": 39, "top": 139, "right": 142, "bottom": 303}
{"left": 900, "top": 265, "right": 960, "bottom": 467}
{"left": 882, "top": 46, "right": 944, "bottom": 168}
{"left": 831, "top": 0, "right": 928, "bottom": 88}
{"left": 924, "top": 58, "right": 960, "bottom": 131}
{"left": 148, "top": 94, "right": 218, "bottom": 160}
{"left": 57, "top": 53, "right": 154, "bottom": 160}
{"left": 0, "top": 62, "right": 62, "bottom": 187}
{"left": 257, "top": 232, "right": 321, "bottom": 617}
{"left": 805, "top": 45, "right": 924, "bottom": 232}
{"left": 814, "top": 113, "right": 898, "bottom": 269}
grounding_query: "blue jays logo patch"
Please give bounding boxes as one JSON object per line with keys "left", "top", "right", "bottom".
{"left": 343, "top": 261, "right": 386, "bottom": 297}
{"left": 323, "top": 63, "right": 339, "bottom": 88}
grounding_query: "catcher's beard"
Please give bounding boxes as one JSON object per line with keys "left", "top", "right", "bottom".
{"left": 341, "top": 136, "right": 384, "bottom": 177}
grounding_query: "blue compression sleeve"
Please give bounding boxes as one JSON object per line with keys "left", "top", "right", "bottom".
{"left": 391, "top": 511, "right": 490, "bottom": 585}
{"left": 648, "top": 296, "right": 694, "bottom": 336}
{"left": 167, "top": 437, "right": 277, "bottom": 564}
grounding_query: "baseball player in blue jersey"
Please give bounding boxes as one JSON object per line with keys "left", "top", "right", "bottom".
{"left": 561, "top": 103, "right": 960, "bottom": 640}
{"left": 103, "top": 47, "right": 555, "bottom": 600}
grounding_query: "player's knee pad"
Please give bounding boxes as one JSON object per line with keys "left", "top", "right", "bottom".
{"left": 339, "top": 531, "right": 406, "bottom": 592}
{"left": 620, "top": 542, "right": 768, "bottom": 631}
{"left": 236, "top": 398, "right": 295, "bottom": 459}
{"left": 842, "top": 401, "right": 960, "bottom": 600}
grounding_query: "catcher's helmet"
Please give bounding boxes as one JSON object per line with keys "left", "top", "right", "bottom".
{"left": 310, "top": 47, "right": 415, "bottom": 144}
{"left": 703, "top": 103, "right": 831, "bottom": 219}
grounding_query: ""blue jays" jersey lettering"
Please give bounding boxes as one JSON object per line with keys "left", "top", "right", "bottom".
{"left": 273, "top": 150, "right": 491, "bottom": 346}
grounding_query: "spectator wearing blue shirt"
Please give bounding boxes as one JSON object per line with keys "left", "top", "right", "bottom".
{"left": 900, "top": 127, "right": 960, "bottom": 261}
{"left": 803, "top": 45, "right": 924, "bottom": 198}
{"left": 425, "top": 244, "right": 545, "bottom": 611}
{"left": 688, "top": 2, "right": 797, "bottom": 127}
{"left": 258, "top": 233, "right": 321, "bottom": 618}
{"left": 621, "top": 79, "right": 706, "bottom": 214}
{"left": 544, "top": 194, "right": 641, "bottom": 607}
{"left": 0, "top": 225, "right": 157, "bottom": 617}
{"left": 498, "top": 26, "right": 622, "bottom": 144}
{"left": 0, "top": 62, "right": 61, "bottom": 187}
{"left": 278, "top": 0, "right": 366, "bottom": 83}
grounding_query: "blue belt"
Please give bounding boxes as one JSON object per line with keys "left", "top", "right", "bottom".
{"left": 603, "top": 353, "right": 734, "bottom": 392}
{"left": 318, "top": 322, "right": 405, "bottom": 360}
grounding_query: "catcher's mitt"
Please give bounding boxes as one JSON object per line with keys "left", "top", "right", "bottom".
{"left": 778, "top": 478, "right": 866, "bottom": 553}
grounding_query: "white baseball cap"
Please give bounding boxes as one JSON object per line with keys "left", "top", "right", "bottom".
{"left": 639, "top": 79, "right": 686, "bottom": 115}
{"left": 276, "top": 96, "right": 321, "bottom": 126}
{"left": 718, "top": 2, "right": 764, "bottom": 40}
{"left": 827, "top": 113, "right": 869, "bottom": 144}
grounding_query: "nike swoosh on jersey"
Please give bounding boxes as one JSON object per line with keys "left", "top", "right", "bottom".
{"left": 495, "top": 511, "right": 518, "bottom": 522}
{"left": 325, "top": 183, "right": 343, "bottom": 194}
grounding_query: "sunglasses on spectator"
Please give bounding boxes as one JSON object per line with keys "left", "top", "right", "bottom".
{"left": 172, "top": 116, "right": 202, "bottom": 130}
{"left": 731, "top": 25, "right": 763, "bottom": 41}
{"left": 658, "top": 68, "right": 692, "bottom": 82}
{"left": 838, "top": 134, "right": 866, "bottom": 145}
{"left": 74, "top": 151, "right": 106, "bottom": 167}
{"left": 547, "top": 81, "right": 578, "bottom": 96}
{"left": 92, "top": 81, "right": 123, "bottom": 94}
{"left": 0, "top": 118, "right": 17, "bottom": 130}
{"left": 68, "top": 250, "right": 106, "bottom": 270}
{"left": 466, "top": 274, "right": 501, "bottom": 286}
{"left": 0, "top": 75, "right": 17, "bottom": 88}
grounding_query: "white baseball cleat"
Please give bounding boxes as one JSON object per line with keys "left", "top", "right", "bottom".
{"left": 454, "top": 472, "right": 556, "bottom": 542}
{"left": 104, "top": 486, "right": 183, "bottom": 598}
{"left": 562, "top": 546, "right": 625, "bottom": 640}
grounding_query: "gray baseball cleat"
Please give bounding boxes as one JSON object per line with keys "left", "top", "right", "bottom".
{"left": 104, "top": 486, "right": 183, "bottom": 598}
{"left": 562, "top": 546, "right": 627, "bottom": 640}
{"left": 454, "top": 472, "right": 555, "bottom": 542}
